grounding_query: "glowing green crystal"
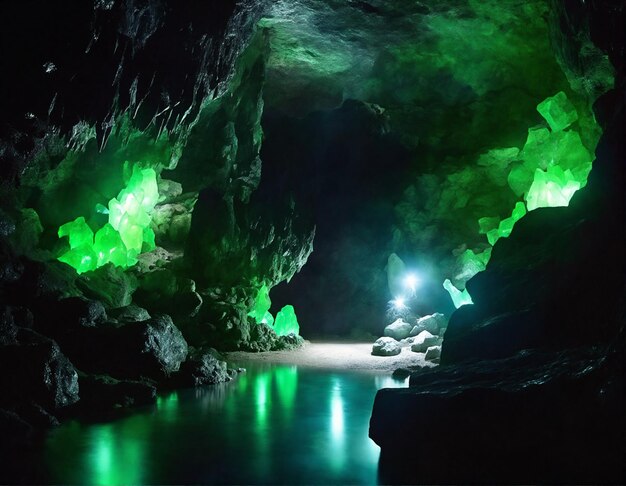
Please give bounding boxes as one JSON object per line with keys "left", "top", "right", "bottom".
{"left": 58, "top": 217, "right": 94, "bottom": 249}
{"left": 248, "top": 284, "right": 275, "bottom": 326}
{"left": 59, "top": 245, "right": 98, "bottom": 274}
{"left": 526, "top": 166, "right": 581, "bottom": 211}
{"left": 455, "top": 248, "right": 492, "bottom": 283}
{"left": 479, "top": 202, "right": 526, "bottom": 246}
{"left": 93, "top": 223, "right": 127, "bottom": 267}
{"left": 536, "top": 91, "right": 578, "bottom": 132}
{"left": 443, "top": 279, "right": 473, "bottom": 309}
{"left": 57, "top": 164, "right": 159, "bottom": 273}
{"left": 273, "top": 305, "right": 300, "bottom": 336}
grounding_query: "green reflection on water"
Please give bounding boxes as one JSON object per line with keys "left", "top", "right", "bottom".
{"left": 42, "top": 365, "right": 407, "bottom": 485}
{"left": 87, "top": 423, "right": 144, "bottom": 486}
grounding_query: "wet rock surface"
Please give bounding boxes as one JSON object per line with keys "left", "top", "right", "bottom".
{"left": 371, "top": 346, "right": 623, "bottom": 484}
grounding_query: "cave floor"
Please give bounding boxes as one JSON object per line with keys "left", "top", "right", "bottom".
{"left": 226, "top": 341, "right": 435, "bottom": 373}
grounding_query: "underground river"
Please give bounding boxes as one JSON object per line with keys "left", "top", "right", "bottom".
{"left": 32, "top": 360, "right": 409, "bottom": 484}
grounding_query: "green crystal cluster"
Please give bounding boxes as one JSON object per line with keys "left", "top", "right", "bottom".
{"left": 273, "top": 305, "right": 300, "bottom": 337}
{"left": 444, "top": 92, "right": 593, "bottom": 309}
{"left": 247, "top": 284, "right": 275, "bottom": 326}
{"left": 247, "top": 285, "right": 300, "bottom": 336}
{"left": 511, "top": 91, "right": 592, "bottom": 210}
{"left": 58, "top": 165, "right": 159, "bottom": 273}
{"left": 479, "top": 202, "right": 527, "bottom": 246}
{"left": 443, "top": 279, "right": 474, "bottom": 309}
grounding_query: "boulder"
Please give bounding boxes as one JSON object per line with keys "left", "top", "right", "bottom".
{"left": 0, "top": 329, "right": 79, "bottom": 411}
{"left": 411, "top": 331, "right": 440, "bottom": 353}
{"left": 425, "top": 345, "right": 442, "bottom": 361}
{"left": 371, "top": 347, "right": 623, "bottom": 483}
{"left": 414, "top": 313, "right": 447, "bottom": 335}
{"left": 176, "top": 348, "right": 229, "bottom": 387}
{"left": 109, "top": 304, "right": 151, "bottom": 324}
{"left": 384, "top": 319, "right": 413, "bottom": 340}
{"left": 372, "top": 337, "right": 402, "bottom": 356}
{"left": 57, "top": 314, "right": 188, "bottom": 381}
{"left": 76, "top": 263, "right": 137, "bottom": 309}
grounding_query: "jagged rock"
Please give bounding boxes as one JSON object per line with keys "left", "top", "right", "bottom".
{"left": 372, "top": 337, "right": 402, "bottom": 356}
{"left": 411, "top": 331, "right": 440, "bottom": 353}
{"left": 176, "top": 348, "right": 229, "bottom": 387}
{"left": 55, "top": 314, "right": 188, "bottom": 381}
{"left": 275, "top": 333, "right": 305, "bottom": 350}
{"left": 413, "top": 313, "right": 447, "bottom": 335}
{"left": 0, "top": 329, "right": 78, "bottom": 411}
{"left": 384, "top": 319, "right": 412, "bottom": 340}
{"left": 0, "top": 306, "right": 19, "bottom": 345}
{"left": 109, "top": 304, "right": 151, "bottom": 323}
{"left": 245, "top": 323, "right": 277, "bottom": 352}
{"left": 424, "top": 345, "right": 442, "bottom": 361}
{"left": 76, "top": 264, "right": 137, "bottom": 309}
{"left": 134, "top": 270, "right": 203, "bottom": 319}
{"left": 57, "top": 297, "right": 107, "bottom": 328}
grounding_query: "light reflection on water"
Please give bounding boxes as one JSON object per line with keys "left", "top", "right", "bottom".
{"left": 40, "top": 365, "right": 408, "bottom": 485}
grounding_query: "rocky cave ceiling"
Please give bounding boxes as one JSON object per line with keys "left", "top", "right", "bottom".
{"left": 0, "top": 0, "right": 616, "bottom": 344}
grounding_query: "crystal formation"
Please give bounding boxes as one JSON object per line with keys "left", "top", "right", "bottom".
{"left": 443, "top": 279, "right": 473, "bottom": 309}
{"left": 273, "top": 305, "right": 300, "bottom": 336}
{"left": 536, "top": 91, "right": 578, "bottom": 132}
{"left": 248, "top": 284, "right": 275, "bottom": 326}
{"left": 57, "top": 165, "right": 159, "bottom": 273}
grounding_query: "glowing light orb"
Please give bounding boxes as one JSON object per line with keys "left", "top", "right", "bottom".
{"left": 392, "top": 297, "right": 407, "bottom": 310}
{"left": 404, "top": 273, "right": 419, "bottom": 292}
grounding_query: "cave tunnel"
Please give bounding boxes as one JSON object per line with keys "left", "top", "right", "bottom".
{"left": 0, "top": 0, "right": 623, "bottom": 484}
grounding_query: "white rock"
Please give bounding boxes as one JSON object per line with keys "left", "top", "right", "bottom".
{"left": 372, "top": 337, "right": 402, "bottom": 356}
{"left": 409, "top": 324, "right": 424, "bottom": 336}
{"left": 410, "top": 330, "right": 440, "bottom": 353}
{"left": 415, "top": 313, "right": 447, "bottom": 334}
{"left": 399, "top": 336, "right": 415, "bottom": 348}
{"left": 424, "top": 345, "right": 442, "bottom": 361}
{"left": 384, "top": 318, "right": 413, "bottom": 340}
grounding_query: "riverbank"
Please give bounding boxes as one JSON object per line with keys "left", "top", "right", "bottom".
{"left": 226, "top": 341, "right": 435, "bottom": 373}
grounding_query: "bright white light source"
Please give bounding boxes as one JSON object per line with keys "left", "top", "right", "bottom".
{"left": 404, "top": 273, "right": 419, "bottom": 292}
{"left": 392, "top": 297, "right": 406, "bottom": 310}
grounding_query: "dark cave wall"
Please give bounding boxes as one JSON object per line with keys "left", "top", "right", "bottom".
{"left": 370, "top": 0, "right": 624, "bottom": 483}
{"left": 0, "top": 2, "right": 311, "bottom": 472}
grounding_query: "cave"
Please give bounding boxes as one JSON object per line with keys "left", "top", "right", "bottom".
{"left": 0, "top": 0, "right": 623, "bottom": 484}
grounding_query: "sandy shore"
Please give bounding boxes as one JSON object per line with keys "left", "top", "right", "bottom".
{"left": 225, "top": 341, "right": 436, "bottom": 373}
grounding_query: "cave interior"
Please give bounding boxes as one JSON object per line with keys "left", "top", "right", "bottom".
{"left": 0, "top": 0, "right": 623, "bottom": 484}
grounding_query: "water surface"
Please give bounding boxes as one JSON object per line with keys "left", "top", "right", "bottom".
{"left": 39, "top": 364, "right": 407, "bottom": 484}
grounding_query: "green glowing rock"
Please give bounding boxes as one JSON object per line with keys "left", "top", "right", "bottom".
{"left": 59, "top": 245, "right": 97, "bottom": 274}
{"left": 526, "top": 167, "right": 581, "bottom": 211}
{"left": 273, "top": 305, "right": 300, "bottom": 336}
{"left": 248, "top": 284, "right": 274, "bottom": 325}
{"left": 58, "top": 217, "right": 94, "bottom": 249}
{"left": 142, "top": 227, "right": 156, "bottom": 252}
{"left": 536, "top": 91, "right": 578, "bottom": 132}
{"left": 57, "top": 165, "right": 159, "bottom": 273}
{"left": 443, "top": 279, "right": 473, "bottom": 309}
{"left": 497, "top": 202, "right": 527, "bottom": 239}
{"left": 507, "top": 162, "right": 536, "bottom": 197}
{"left": 455, "top": 248, "right": 492, "bottom": 283}
{"left": 118, "top": 214, "right": 144, "bottom": 253}
{"left": 94, "top": 224, "right": 127, "bottom": 267}
{"left": 479, "top": 202, "right": 526, "bottom": 246}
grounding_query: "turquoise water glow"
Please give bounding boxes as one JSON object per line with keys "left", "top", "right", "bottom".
{"left": 39, "top": 364, "right": 407, "bottom": 484}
